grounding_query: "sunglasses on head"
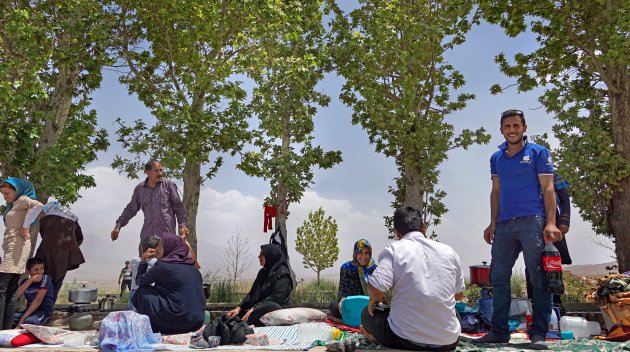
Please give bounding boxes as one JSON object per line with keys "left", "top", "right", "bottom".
{"left": 501, "top": 109, "right": 524, "bottom": 118}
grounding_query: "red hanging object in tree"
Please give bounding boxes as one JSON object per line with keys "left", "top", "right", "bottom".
{"left": 263, "top": 205, "right": 277, "bottom": 232}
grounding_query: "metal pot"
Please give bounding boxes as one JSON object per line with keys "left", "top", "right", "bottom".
{"left": 68, "top": 285, "right": 98, "bottom": 304}
{"left": 469, "top": 261, "right": 491, "bottom": 286}
{"left": 98, "top": 295, "right": 115, "bottom": 311}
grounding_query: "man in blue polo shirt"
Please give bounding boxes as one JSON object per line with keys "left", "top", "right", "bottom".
{"left": 476, "top": 109, "right": 562, "bottom": 350}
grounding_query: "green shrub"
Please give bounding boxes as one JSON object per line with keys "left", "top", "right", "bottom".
{"left": 563, "top": 272, "right": 596, "bottom": 303}
{"left": 463, "top": 280, "right": 481, "bottom": 303}
{"left": 118, "top": 292, "right": 129, "bottom": 303}
{"left": 511, "top": 271, "right": 526, "bottom": 297}
{"left": 208, "top": 280, "right": 247, "bottom": 303}
{"left": 294, "top": 279, "right": 337, "bottom": 304}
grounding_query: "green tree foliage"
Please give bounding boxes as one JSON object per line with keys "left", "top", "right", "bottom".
{"left": 111, "top": 0, "right": 253, "bottom": 251}
{"left": 478, "top": 0, "right": 630, "bottom": 271}
{"left": 237, "top": 0, "right": 342, "bottom": 282}
{"left": 0, "top": 1, "right": 111, "bottom": 203}
{"left": 295, "top": 207, "right": 339, "bottom": 285}
{"left": 329, "top": 0, "right": 490, "bottom": 236}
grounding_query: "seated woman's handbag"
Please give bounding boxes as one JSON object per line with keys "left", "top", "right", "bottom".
{"left": 203, "top": 315, "right": 254, "bottom": 345}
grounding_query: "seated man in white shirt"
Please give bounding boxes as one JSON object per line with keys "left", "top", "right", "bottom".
{"left": 361, "top": 206, "right": 465, "bottom": 351}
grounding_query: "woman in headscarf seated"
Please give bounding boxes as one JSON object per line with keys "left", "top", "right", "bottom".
{"left": 226, "top": 244, "right": 293, "bottom": 326}
{"left": 328, "top": 239, "right": 377, "bottom": 321}
{"left": 132, "top": 233, "right": 205, "bottom": 334}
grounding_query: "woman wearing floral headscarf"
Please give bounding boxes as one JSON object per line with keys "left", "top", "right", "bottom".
{"left": 35, "top": 202, "right": 85, "bottom": 305}
{"left": 328, "top": 239, "right": 377, "bottom": 320}
{"left": 0, "top": 178, "right": 43, "bottom": 329}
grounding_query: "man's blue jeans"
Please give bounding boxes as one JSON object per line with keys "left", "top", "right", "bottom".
{"left": 490, "top": 215, "right": 551, "bottom": 339}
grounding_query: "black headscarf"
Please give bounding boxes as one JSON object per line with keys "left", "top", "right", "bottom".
{"left": 262, "top": 244, "right": 286, "bottom": 272}
{"left": 241, "top": 244, "right": 292, "bottom": 309}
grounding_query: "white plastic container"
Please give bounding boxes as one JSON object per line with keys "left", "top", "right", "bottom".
{"left": 559, "top": 316, "right": 601, "bottom": 338}
{"left": 296, "top": 322, "right": 333, "bottom": 344}
{"left": 586, "top": 321, "right": 602, "bottom": 336}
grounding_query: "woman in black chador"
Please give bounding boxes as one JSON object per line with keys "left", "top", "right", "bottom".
{"left": 227, "top": 244, "right": 293, "bottom": 326}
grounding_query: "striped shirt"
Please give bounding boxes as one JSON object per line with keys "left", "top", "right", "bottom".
{"left": 115, "top": 179, "right": 187, "bottom": 240}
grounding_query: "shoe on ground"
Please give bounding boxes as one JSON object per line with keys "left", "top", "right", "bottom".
{"left": 529, "top": 335, "right": 549, "bottom": 350}
{"left": 472, "top": 332, "right": 509, "bottom": 344}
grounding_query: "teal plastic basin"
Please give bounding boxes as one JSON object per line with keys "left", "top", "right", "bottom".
{"left": 341, "top": 295, "right": 370, "bottom": 327}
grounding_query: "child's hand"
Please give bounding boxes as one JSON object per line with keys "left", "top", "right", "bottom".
{"left": 30, "top": 274, "right": 43, "bottom": 282}
{"left": 17, "top": 316, "right": 25, "bottom": 328}
{"left": 141, "top": 248, "right": 156, "bottom": 261}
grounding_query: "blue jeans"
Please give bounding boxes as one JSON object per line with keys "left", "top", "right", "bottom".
{"left": 490, "top": 215, "right": 551, "bottom": 339}
{"left": 13, "top": 310, "right": 50, "bottom": 327}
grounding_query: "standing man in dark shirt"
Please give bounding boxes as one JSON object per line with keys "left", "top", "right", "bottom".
{"left": 111, "top": 160, "right": 189, "bottom": 247}
{"left": 118, "top": 261, "right": 133, "bottom": 298}
{"left": 477, "top": 109, "right": 562, "bottom": 350}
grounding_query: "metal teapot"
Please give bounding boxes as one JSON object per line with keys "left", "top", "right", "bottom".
{"left": 98, "top": 295, "right": 116, "bottom": 312}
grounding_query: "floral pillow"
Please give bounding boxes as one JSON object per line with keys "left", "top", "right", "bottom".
{"left": 21, "top": 324, "right": 75, "bottom": 344}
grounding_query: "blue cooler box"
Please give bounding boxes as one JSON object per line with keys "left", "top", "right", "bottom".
{"left": 341, "top": 295, "right": 370, "bottom": 327}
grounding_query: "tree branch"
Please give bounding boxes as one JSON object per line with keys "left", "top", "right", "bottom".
{"left": 119, "top": 5, "right": 169, "bottom": 103}
{"left": 560, "top": 6, "right": 621, "bottom": 94}
{"left": 162, "top": 31, "right": 188, "bottom": 106}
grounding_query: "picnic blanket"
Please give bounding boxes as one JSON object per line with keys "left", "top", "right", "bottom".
{"left": 457, "top": 336, "right": 630, "bottom": 351}
{"left": 355, "top": 332, "right": 630, "bottom": 351}
{"left": 10, "top": 325, "right": 311, "bottom": 351}
{"left": 157, "top": 325, "right": 313, "bottom": 351}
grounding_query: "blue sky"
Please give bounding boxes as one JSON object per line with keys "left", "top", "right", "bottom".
{"left": 21, "top": 10, "right": 614, "bottom": 281}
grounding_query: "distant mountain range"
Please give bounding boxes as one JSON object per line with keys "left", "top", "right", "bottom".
{"left": 564, "top": 261, "right": 617, "bottom": 277}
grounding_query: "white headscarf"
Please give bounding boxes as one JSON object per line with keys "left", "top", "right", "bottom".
{"left": 43, "top": 201, "right": 78, "bottom": 222}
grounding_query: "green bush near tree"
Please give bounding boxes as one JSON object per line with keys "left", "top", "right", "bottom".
{"left": 207, "top": 280, "right": 248, "bottom": 304}
{"left": 293, "top": 279, "right": 337, "bottom": 304}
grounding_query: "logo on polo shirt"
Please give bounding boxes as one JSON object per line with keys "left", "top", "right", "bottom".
{"left": 547, "top": 156, "right": 553, "bottom": 166}
{"left": 520, "top": 155, "right": 532, "bottom": 164}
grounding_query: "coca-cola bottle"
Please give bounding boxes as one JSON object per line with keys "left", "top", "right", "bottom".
{"left": 542, "top": 242, "right": 564, "bottom": 294}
